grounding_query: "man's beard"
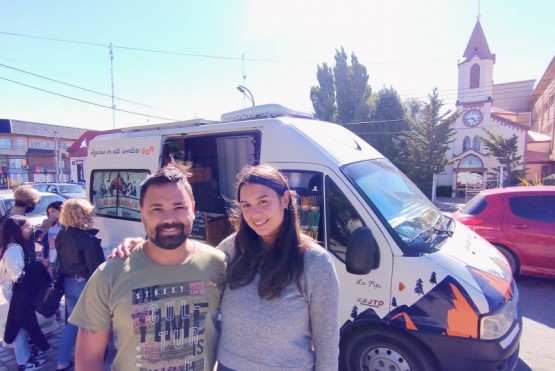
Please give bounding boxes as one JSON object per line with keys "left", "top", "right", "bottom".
{"left": 150, "top": 222, "right": 188, "bottom": 250}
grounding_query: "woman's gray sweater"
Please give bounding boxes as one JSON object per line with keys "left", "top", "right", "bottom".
{"left": 217, "top": 234, "right": 340, "bottom": 371}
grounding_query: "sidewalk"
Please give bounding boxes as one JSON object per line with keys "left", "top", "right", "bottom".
{"left": 0, "top": 298, "right": 116, "bottom": 371}
{"left": 433, "top": 196, "right": 467, "bottom": 213}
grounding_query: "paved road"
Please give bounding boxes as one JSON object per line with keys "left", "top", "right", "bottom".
{"left": 514, "top": 275, "right": 555, "bottom": 371}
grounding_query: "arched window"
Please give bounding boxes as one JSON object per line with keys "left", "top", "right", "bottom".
{"left": 473, "top": 136, "right": 481, "bottom": 151}
{"left": 463, "top": 136, "right": 471, "bottom": 151}
{"left": 470, "top": 64, "right": 480, "bottom": 89}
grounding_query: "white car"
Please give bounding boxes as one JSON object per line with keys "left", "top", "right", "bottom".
{"left": 0, "top": 190, "right": 66, "bottom": 226}
{"left": 32, "top": 182, "right": 86, "bottom": 200}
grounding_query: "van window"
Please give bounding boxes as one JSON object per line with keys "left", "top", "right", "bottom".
{"left": 325, "top": 176, "right": 365, "bottom": 262}
{"left": 91, "top": 170, "right": 149, "bottom": 220}
{"left": 509, "top": 195, "right": 555, "bottom": 222}
{"left": 282, "top": 171, "right": 324, "bottom": 242}
{"left": 342, "top": 159, "right": 443, "bottom": 256}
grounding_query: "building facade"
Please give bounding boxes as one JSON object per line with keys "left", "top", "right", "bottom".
{"left": 0, "top": 119, "right": 86, "bottom": 188}
{"left": 436, "top": 20, "right": 553, "bottom": 196}
{"left": 529, "top": 56, "right": 555, "bottom": 179}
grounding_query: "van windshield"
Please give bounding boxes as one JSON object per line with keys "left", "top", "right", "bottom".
{"left": 343, "top": 159, "right": 450, "bottom": 256}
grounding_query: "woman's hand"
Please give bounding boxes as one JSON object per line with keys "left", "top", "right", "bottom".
{"left": 107, "top": 237, "right": 145, "bottom": 259}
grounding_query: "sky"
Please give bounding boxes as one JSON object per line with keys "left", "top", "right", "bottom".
{"left": 1, "top": 0, "right": 554, "bottom": 131}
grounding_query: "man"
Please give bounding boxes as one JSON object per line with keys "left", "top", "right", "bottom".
{"left": 10, "top": 185, "right": 41, "bottom": 216}
{"left": 69, "top": 165, "right": 226, "bottom": 371}
{"left": 0, "top": 185, "right": 41, "bottom": 228}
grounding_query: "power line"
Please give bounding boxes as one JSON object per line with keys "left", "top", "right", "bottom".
{"left": 0, "top": 31, "right": 314, "bottom": 64}
{"left": 0, "top": 75, "right": 180, "bottom": 122}
{"left": 0, "top": 63, "right": 158, "bottom": 108}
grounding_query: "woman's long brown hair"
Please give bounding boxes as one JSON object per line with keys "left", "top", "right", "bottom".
{"left": 227, "top": 165, "right": 309, "bottom": 299}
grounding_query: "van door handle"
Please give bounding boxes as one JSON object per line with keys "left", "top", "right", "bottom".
{"left": 510, "top": 224, "right": 528, "bottom": 229}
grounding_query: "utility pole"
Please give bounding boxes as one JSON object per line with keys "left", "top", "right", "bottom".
{"left": 110, "top": 43, "right": 116, "bottom": 129}
{"left": 53, "top": 131, "right": 60, "bottom": 182}
{"left": 241, "top": 54, "right": 246, "bottom": 107}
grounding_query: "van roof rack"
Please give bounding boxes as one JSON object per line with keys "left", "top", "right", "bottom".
{"left": 122, "top": 118, "right": 218, "bottom": 132}
{"left": 221, "top": 104, "right": 313, "bottom": 122}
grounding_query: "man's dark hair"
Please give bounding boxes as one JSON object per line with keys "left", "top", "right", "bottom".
{"left": 139, "top": 164, "right": 193, "bottom": 206}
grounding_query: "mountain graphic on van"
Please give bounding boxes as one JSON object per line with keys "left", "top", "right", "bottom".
{"left": 384, "top": 275, "right": 481, "bottom": 339}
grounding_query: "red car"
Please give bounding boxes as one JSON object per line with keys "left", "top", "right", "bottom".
{"left": 452, "top": 186, "right": 555, "bottom": 278}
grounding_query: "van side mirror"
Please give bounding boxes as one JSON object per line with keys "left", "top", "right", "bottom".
{"left": 346, "top": 227, "right": 380, "bottom": 275}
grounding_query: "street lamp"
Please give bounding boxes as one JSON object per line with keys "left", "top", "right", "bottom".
{"left": 237, "top": 85, "right": 255, "bottom": 107}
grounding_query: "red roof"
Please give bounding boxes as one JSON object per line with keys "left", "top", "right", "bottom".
{"left": 67, "top": 129, "right": 122, "bottom": 158}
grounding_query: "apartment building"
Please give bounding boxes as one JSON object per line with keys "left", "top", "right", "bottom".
{"left": 0, "top": 119, "right": 86, "bottom": 188}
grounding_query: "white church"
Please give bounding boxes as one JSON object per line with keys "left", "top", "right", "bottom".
{"left": 436, "top": 19, "right": 554, "bottom": 197}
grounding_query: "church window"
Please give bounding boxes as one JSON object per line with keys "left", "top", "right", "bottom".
{"left": 470, "top": 64, "right": 480, "bottom": 89}
{"left": 472, "top": 136, "right": 481, "bottom": 151}
{"left": 463, "top": 136, "right": 471, "bottom": 151}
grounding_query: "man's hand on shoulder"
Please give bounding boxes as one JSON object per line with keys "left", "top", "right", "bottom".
{"left": 108, "top": 237, "right": 145, "bottom": 260}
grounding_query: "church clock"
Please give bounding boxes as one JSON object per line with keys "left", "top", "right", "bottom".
{"left": 463, "top": 109, "right": 483, "bottom": 127}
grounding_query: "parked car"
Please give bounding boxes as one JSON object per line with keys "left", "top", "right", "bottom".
{"left": 0, "top": 190, "right": 66, "bottom": 227}
{"left": 452, "top": 186, "right": 555, "bottom": 278}
{"left": 32, "top": 182, "right": 86, "bottom": 199}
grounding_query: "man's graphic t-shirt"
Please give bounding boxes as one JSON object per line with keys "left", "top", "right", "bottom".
{"left": 70, "top": 242, "right": 226, "bottom": 371}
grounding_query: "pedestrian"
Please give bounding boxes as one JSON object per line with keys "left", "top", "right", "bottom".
{"left": 0, "top": 185, "right": 41, "bottom": 246}
{"left": 111, "top": 164, "right": 341, "bottom": 370}
{"left": 55, "top": 199, "right": 105, "bottom": 371}
{"left": 38, "top": 201, "right": 64, "bottom": 273}
{"left": 6, "top": 185, "right": 41, "bottom": 217}
{"left": 70, "top": 164, "right": 226, "bottom": 370}
{"left": 216, "top": 164, "right": 339, "bottom": 370}
{"left": 0, "top": 215, "right": 49, "bottom": 370}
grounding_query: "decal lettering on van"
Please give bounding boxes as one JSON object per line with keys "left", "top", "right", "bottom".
{"left": 355, "top": 279, "right": 383, "bottom": 289}
{"left": 356, "top": 298, "right": 384, "bottom": 308}
{"left": 89, "top": 146, "right": 156, "bottom": 157}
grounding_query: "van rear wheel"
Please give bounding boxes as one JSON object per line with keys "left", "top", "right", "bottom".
{"left": 341, "top": 329, "right": 437, "bottom": 371}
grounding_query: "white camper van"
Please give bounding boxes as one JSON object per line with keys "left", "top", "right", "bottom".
{"left": 86, "top": 104, "right": 521, "bottom": 371}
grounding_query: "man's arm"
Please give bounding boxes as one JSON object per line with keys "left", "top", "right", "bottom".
{"left": 75, "top": 327, "right": 110, "bottom": 371}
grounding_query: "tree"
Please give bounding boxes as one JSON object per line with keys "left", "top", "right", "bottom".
{"left": 480, "top": 129, "right": 523, "bottom": 186}
{"left": 309, "top": 63, "right": 336, "bottom": 122}
{"left": 310, "top": 47, "right": 371, "bottom": 123}
{"left": 399, "top": 89, "right": 459, "bottom": 195}
{"left": 350, "top": 305, "right": 359, "bottom": 319}
{"left": 429, "top": 272, "right": 437, "bottom": 285}
{"left": 352, "top": 86, "right": 407, "bottom": 164}
{"left": 391, "top": 297, "right": 398, "bottom": 308}
{"left": 414, "top": 278, "right": 424, "bottom": 296}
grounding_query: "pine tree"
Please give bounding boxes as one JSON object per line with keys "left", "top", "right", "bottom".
{"left": 414, "top": 278, "right": 424, "bottom": 296}
{"left": 430, "top": 272, "right": 437, "bottom": 285}
{"left": 351, "top": 305, "right": 359, "bottom": 319}
{"left": 310, "top": 63, "right": 336, "bottom": 122}
{"left": 400, "top": 88, "right": 459, "bottom": 196}
{"left": 480, "top": 129, "right": 523, "bottom": 186}
{"left": 310, "top": 47, "right": 371, "bottom": 123}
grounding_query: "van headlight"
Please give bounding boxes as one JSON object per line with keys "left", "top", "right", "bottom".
{"left": 480, "top": 295, "right": 518, "bottom": 340}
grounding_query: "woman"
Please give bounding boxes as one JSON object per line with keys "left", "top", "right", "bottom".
{"left": 0, "top": 215, "right": 48, "bottom": 370}
{"left": 39, "top": 201, "right": 64, "bottom": 272}
{"left": 216, "top": 164, "right": 339, "bottom": 370}
{"left": 111, "top": 164, "right": 340, "bottom": 370}
{"left": 55, "top": 199, "right": 105, "bottom": 371}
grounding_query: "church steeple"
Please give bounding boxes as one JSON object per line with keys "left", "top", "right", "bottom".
{"left": 459, "top": 20, "right": 495, "bottom": 64}
{"left": 457, "top": 19, "right": 495, "bottom": 104}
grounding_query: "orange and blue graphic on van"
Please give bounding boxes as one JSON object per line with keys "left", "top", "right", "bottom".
{"left": 445, "top": 283, "right": 478, "bottom": 338}
{"left": 469, "top": 266, "right": 513, "bottom": 310}
{"left": 385, "top": 276, "right": 480, "bottom": 338}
